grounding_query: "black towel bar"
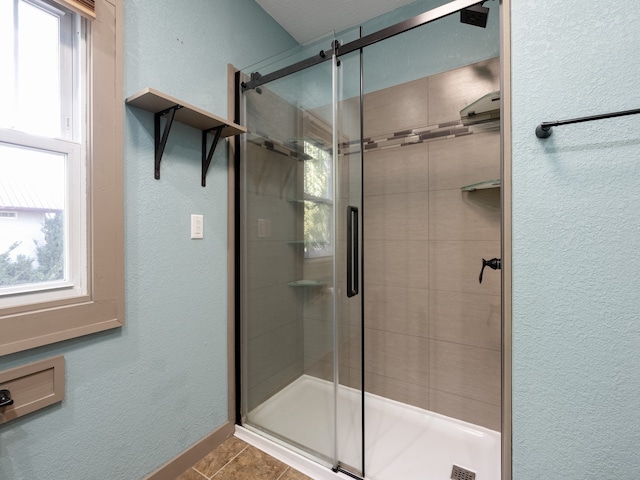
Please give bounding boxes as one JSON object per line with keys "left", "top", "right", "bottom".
{"left": 536, "top": 108, "right": 640, "bottom": 138}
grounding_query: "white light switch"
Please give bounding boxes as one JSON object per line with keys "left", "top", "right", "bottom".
{"left": 191, "top": 214, "right": 204, "bottom": 239}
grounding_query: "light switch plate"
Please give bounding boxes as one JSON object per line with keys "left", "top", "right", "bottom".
{"left": 191, "top": 214, "right": 203, "bottom": 239}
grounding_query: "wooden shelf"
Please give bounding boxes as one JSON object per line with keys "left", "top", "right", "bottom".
{"left": 125, "top": 88, "right": 246, "bottom": 186}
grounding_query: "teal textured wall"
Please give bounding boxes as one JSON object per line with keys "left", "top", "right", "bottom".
{"left": 3, "top": 1, "right": 639, "bottom": 479}
{"left": 0, "top": 1, "right": 296, "bottom": 479}
{"left": 511, "top": 1, "right": 640, "bottom": 478}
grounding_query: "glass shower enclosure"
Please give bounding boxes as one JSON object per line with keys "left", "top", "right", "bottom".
{"left": 237, "top": 1, "right": 503, "bottom": 479}
{"left": 239, "top": 33, "right": 365, "bottom": 476}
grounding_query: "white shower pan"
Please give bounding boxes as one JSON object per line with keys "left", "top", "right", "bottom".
{"left": 237, "top": 375, "right": 500, "bottom": 480}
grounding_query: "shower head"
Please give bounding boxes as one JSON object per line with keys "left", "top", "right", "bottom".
{"left": 460, "top": 3, "right": 489, "bottom": 28}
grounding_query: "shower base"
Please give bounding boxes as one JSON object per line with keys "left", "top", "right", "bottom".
{"left": 238, "top": 375, "right": 500, "bottom": 480}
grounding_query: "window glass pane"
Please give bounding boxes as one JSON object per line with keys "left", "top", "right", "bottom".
{"left": 304, "top": 142, "right": 332, "bottom": 198}
{"left": 0, "top": 143, "right": 67, "bottom": 289}
{"left": 0, "top": 2, "right": 15, "bottom": 129}
{"left": 0, "top": 1, "right": 63, "bottom": 137}
{"left": 17, "top": 1, "right": 62, "bottom": 137}
{"left": 304, "top": 141, "right": 333, "bottom": 256}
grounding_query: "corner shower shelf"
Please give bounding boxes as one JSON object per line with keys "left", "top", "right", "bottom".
{"left": 286, "top": 240, "right": 328, "bottom": 247}
{"left": 125, "top": 87, "right": 246, "bottom": 186}
{"left": 287, "top": 196, "right": 333, "bottom": 205}
{"left": 287, "top": 280, "right": 326, "bottom": 288}
{"left": 460, "top": 179, "right": 501, "bottom": 192}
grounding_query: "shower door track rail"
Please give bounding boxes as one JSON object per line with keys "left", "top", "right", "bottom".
{"left": 241, "top": 0, "right": 485, "bottom": 92}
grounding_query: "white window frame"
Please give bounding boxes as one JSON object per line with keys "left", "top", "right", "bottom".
{"left": 0, "top": 0, "right": 86, "bottom": 307}
{"left": 0, "top": 130, "right": 86, "bottom": 307}
{"left": 0, "top": 0, "right": 124, "bottom": 356}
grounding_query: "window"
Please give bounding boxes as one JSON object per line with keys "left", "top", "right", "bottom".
{"left": 0, "top": 0, "right": 124, "bottom": 356}
{"left": 303, "top": 141, "right": 333, "bottom": 258}
{"left": 1, "top": 0, "right": 86, "bottom": 307}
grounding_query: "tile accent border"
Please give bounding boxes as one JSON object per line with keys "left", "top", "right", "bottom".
{"left": 144, "top": 421, "right": 235, "bottom": 480}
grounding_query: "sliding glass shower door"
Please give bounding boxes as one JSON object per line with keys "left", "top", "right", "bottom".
{"left": 239, "top": 35, "right": 363, "bottom": 476}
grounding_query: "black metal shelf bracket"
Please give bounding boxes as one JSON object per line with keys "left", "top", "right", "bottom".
{"left": 154, "top": 104, "right": 182, "bottom": 179}
{"left": 127, "top": 88, "right": 245, "bottom": 186}
{"left": 202, "top": 125, "right": 224, "bottom": 187}
{"left": 154, "top": 104, "right": 228, "bottom": 187}
{"left": 536, "top": 107, "right": 640, "bottom": 138}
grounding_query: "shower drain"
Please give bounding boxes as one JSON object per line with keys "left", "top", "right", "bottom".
{"left": 451, "top": 465, "right": 476, "bottom": 480}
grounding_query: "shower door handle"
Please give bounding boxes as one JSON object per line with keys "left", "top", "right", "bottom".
{"left": 346, "top": 206, "right": 359, "bottom": 298}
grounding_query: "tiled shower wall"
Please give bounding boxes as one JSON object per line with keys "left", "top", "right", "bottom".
{"left": 243, "top": 88, "right": 305, "bottom": 411}
{"left": 244, "top": 57, "right": 502, "bottom": 431}
{"left": 363, "top": 57, "right": 502, "bottom": 431}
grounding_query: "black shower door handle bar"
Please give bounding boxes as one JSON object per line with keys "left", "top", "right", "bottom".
{"left": 346, "top": 206, "right": 359, "bottom": 298}
{"left": 536, "top": 107, "right": 640, "bottom": 138}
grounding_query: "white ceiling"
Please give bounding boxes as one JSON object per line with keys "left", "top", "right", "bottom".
{"left": 255, "top": 0, "right": 419, "bottom": 45}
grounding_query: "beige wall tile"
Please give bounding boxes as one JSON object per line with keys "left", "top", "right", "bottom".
{"left": 364, "top": 284, "right": 428, "bottom": 338}
{"left": 243, "top": 143, "right": 300, "bottom": 198}
{"left": 428, "top": 240, "right": 500, "bottom": 295}
{"left": 365, "top": 371, "right": 429, "bottom": 411}
{"left": 364, "top": 76, "right": 429, "bottom": 138}
{"left": 304, "top": 359, "right": 333, "bottom": 382}
{"left": 429, "top": 389, "right": 501, "bottom": 432}
{"left": 364, "top": 191, "right": 429, "bottom": 241}
{"left": 246, "top": 241, "right": 298, "bottom": 290}
{"left": 303, "top": 318, "right": 334, "bottom": 368}
{"left": 247, "top": 284, "right": 301, "bottom": 340}
{"left": 247, "top": 362, "right": 303, "bottom": 411}
{"left": 247, "top": 321, "right": 303, "bottom": 388}
{"left": 429, "top": 339, "right": 501, "bottom": 406}
{"left": 338, "top": 152, "right": 365, "bottom": 201}
{"left": 365, "top": 239, "right": 429, "bottom": 289}
{"left": 365, "top": 328, "right": 429, "bottom": 387}
{"left": 344, "top": 366, "right": 363, "bottom": 390}
{"left": 427, "top": 57, "right": 500, "bottom": 125}
{"left": 428, "top": 130, "right": 500, "bottom": 191}
{"left": 363, "top": 143, "right": 428, "bottom": 196}
{"left": 345, "top": 325, "right": 362, "bottom": 371}
{"left": 429, "top": 188, "right": 500, "bottom": 241}
{"left": 302, "top": 285, "right": 333, "bottom": 322}
{"left": 303, "top": 320, "right": 363, "bottom": 384}
{"left": 429, "top": 290, "right": 501, "bottom": 351}
{"left": 303, "top": 257, "right": 333, "bottom": 283}
{"left": 337, "top": 289, "right": 364, "bottom": 328}
{"left": 246, "top": 193, "right": 299, "bottom": 242}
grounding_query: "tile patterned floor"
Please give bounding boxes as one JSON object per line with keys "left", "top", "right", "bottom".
{"left": 175, "top": 436, "right": 313, "bottom": 480}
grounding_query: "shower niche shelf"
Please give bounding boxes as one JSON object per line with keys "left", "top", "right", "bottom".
{"left": 286, "top": 240, "right": 328, "bottom": 247}
{"left": 460, "top": 179, "right": 501, "bottom": 192}
{"left": 287, "top": 196, "right": 333, "bottom": 205}
{"left": 125, "top": 87, "right": 246, "bottom": 186}
{"left": 287, "top": 280, "right": 326, "bottom": 288}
